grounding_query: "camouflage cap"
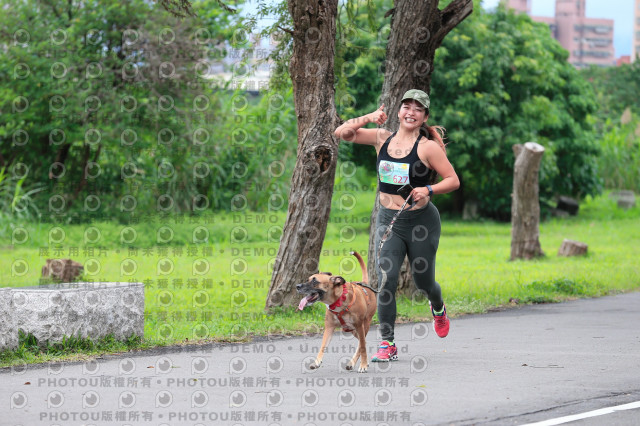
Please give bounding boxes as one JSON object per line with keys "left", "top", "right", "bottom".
{"left": 401, "top": 89, "right": 430, "bottom": 110}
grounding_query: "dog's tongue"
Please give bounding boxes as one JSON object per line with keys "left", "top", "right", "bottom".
{"left": 298, "top": 296, "right": 310, "bottom": 311}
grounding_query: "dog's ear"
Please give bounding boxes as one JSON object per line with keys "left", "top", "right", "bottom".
{"left": 319, "top": 272, "right": 332, "bottom": 276}
{"left": 330, "top": 276, "right": 346, "bottom": 286}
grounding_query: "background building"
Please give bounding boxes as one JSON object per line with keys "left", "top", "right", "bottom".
{"left": 505, "top": 0, "right": 616, "bottom": 68}
{"left": 617, "top": 55, "right": 631, "bottom": 65}
{"left": 506, "top": 0, "right": 530, "bottom": 14}
{"left": 635, "top": 0, "right": 640, "bottom": 61}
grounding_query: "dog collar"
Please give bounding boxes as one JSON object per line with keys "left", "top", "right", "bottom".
{"left": 328, "top": 284, "right": 348, "bottom": 310}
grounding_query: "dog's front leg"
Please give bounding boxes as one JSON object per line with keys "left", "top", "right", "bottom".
{"left": 354, "top": 323, "right": 369, "bottom": 373}
{"left": 311, "top": 315, "right": 336, "bottom": 370}
{"left": 346, "top": 328, "right": 361, "bottom": 371}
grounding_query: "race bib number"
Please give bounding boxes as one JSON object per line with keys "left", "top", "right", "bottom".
{"left": 378, "top": 160, "right": 409, "bottom": 185}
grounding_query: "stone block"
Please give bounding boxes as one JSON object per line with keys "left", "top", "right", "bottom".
{"left": 609, "top": 190, "right": 636, "bottom": 209}
{"left": 5, "top": 282, "right": 144, "bottom": 349}
{"left": 557, "top": 196, "right": 579, "bottom": 215}
{"left": 550, "top": 208, "right": 570, "bottom": 219}
{"left": 463, "top": 200, "right": 479, "bottom": 220}
{"left": 0, "top": 288, "right": 18, "bottom": 351}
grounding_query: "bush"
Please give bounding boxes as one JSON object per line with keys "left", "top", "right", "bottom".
{"left": 430, "top": 6, "right": 601, "bottom": 220}
{"left": 0, "top": 0, "right": 299, "bottom": 223}
{"left": 0, "top": 167, "right": 44, "bottom": 220}
{"left": 597, "top": 120, "right": 640, "bottom": 193}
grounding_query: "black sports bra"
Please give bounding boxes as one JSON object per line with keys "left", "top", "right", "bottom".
{"left": 376, "top": 133, "right": 436, "bottom": 194}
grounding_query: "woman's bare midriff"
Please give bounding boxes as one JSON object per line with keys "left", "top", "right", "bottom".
{"left": 379, "top": 192, "right": 430, "bottom": 211}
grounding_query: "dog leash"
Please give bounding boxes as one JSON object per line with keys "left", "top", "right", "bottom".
{"left": 376, "top": 195, "right": 413, "bottom": 292}
{"left": 353, "top": 281, "right": 379, "bottom": 294}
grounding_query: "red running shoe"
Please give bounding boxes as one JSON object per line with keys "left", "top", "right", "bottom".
{"left": 371, "top": 341, "right": 398, "bottom": 362}
{"left": 432, "top": 304, "right": 450, "bottom": 338}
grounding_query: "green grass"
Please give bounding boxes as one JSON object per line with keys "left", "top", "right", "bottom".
{"left": 1, "top": 185, "right": 639, "bottom": 367}
{"left": 3, "top": 331, "right": 149, "bottom": 366}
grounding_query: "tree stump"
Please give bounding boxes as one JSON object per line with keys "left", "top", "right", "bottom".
{"left": 511, "top": 142, "right": 545, "bottom": 260}
{"left": 558, "top": 239, "right": 588, "bottom": 257}
{"left": 396, "top": 257, "right": 414, "bottom": 297}
{"left": 41, "top": 259, "right": 84, "bottom": 282}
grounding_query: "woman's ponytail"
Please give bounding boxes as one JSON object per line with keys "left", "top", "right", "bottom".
{"left": 420, "top": 122, "right": 448, "bottom": 154}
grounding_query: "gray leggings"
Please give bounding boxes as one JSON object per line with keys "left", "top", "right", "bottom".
{"left": 374, "top": 202, "right": 444, "bottom": 342}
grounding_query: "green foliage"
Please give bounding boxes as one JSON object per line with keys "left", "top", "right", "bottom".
{"left": 206, "top": 89, "right": 298, "bottom": 211}
{"left": 0, "top": 167, "right": 45, "bottom": 220}
{"left": 430, "top": 6, "right": 601, "bottom": 219}
{"left": 577, "top": 190, "right": 640, "bottom": 221}
{"left": 0, "top": 0, "right": 297, "bottom": 222}
{"left": 240, "top": 0, "right": 292, "bottom": 92}
{"left": 579, "top": 63, "right": 640, "bottom": 193}
{"left": 580, "top": 61, "right": 640, "bottom": 125}
{"left": 17, "top": 330, "right": 39, "bottom": 353}
{"left": 596, "top": 120, "right": 640, "bottom": 192}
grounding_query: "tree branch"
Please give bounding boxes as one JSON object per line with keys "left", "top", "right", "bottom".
{"left": 384, "top": 7, "right": 395, "bottom": 19}
{"left": 72, "top": 144, "right": 92, "bottom": 200}
{"left": 436, "top": 0, "right": 473, "bottom": 42}
{"left": 92, "top": 143, "right": 102, "bottom": 163}
{"left": 155, "top": 0, "right": 197, "bottom": 18}
{"left": 40, "top": 0, "right": 62, "bottom": 20}
{"left": 215, "top": 0, "right": 236, "bottom": 13}
{"left": 155, "top": 0, "right": 236, "bottom": 17}
{"left": 50, "top": 144, "right": 70, "bottom": 179}
{"left": 277, "top": 25, "right": 294, "bottom": 37}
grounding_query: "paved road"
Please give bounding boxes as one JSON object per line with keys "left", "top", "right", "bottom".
{"left": 2, "top": 292, "right": 640, "bottom": 426}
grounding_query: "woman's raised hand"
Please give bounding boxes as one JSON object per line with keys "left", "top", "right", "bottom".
{"left": 368, "top": 104, "right": 387, "bottom": 126}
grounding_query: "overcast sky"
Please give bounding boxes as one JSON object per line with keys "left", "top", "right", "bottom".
{"left": 482, "top": 0, "right": 635, "bottom": 56}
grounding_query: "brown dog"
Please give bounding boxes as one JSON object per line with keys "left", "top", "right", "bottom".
{"left": 296, "top": 251, "right": 377, "bottom": 373}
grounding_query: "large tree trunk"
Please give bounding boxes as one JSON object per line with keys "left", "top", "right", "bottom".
{"left": 368, "top": 0, "right": 473, "bottom": 295}
{"left": 265, "top": 0, "right": 340, "bottom": 309}
{"left": 510, "top": 142, "right": 545, "bottom": 260}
